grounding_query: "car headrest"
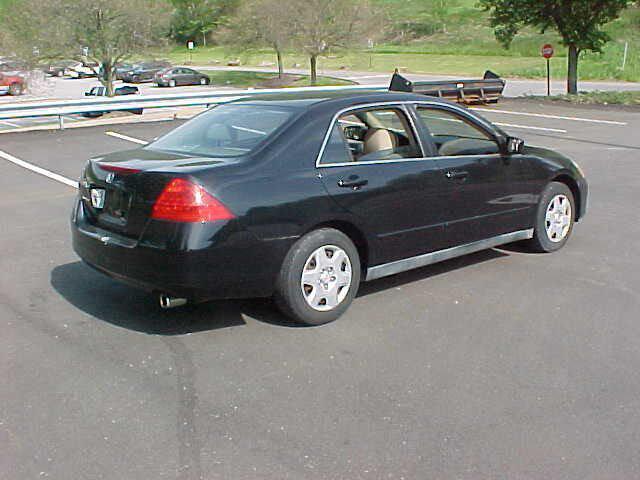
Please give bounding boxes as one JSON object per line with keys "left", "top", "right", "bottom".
{"left": 363, "top": 128, "right": 397, "bottom": 155}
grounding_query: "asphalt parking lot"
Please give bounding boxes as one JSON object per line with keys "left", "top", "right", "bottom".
{"left": 1, "top": 100, "right": 640, "bottom": 479}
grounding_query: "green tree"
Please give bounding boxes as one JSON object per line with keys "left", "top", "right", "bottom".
{"left": 479, "top": 0, "right": 632, "bottom": 94}
{"left": 2, "top": 0, "right": 171, "bottom": 95}
{"left": 170, "top": 0, "right": 237, "bottom": 45}
{"left": 291, "top": 0, "right": 380, "bottom": 84}
{"left": 225, "top": 0, "right": 293, "bottom": 78}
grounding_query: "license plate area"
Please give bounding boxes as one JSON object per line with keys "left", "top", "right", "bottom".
{"left": 102, "top": 187, "right": 133, "bottom": 222}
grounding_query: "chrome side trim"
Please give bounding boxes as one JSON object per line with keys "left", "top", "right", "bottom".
{"left": 365, "top": 229, "right": 534, "bottom": 281}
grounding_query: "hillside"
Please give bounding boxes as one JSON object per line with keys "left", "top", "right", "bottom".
{"left": 371, "top": 0, "right": 640, "bottom": 81}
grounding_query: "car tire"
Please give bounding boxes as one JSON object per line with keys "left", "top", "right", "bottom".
{"left": 8, "top": 83, "right": 23, "bottom": 95}
{"left": 200, "top": 77, "right": 208, "bottom": 85}
{"left": 168, "top": 79, "right": 176, "bottom": 87}
{"left": 132, "top": 76, "right": 140, "bottom": 83}
{"left": 274, "top": 228, "right": 361, "bottom": 326}
{"left": 57, "top": 70, "right": 63, "bottom": 77}
{"left": 527, "top": 181, "right": 575, "bottom": 253}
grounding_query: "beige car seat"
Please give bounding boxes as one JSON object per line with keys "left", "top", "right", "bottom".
{"left": 363, "top": 128, "right": 398, "bottom": 156}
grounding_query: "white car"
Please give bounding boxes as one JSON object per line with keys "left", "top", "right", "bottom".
{"left": 67, "top": 62, "right": 99, "bottom": 79}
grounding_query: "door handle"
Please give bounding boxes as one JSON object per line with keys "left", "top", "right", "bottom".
{"left": 338, "top": 178, "right": 368, "bottom": 190}
{"left": 445, "top": 170, "right": 469, "bottom": 181}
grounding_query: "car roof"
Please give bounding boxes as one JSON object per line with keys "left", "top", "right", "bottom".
{"left": 232, "top": 90, "right": 456, "bottom": 111}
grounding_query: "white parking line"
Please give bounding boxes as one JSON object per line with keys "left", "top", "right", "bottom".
{"left": 493, "top": 122, "right": 567, "bottom": 134}
{"left": 105, "top": 131, "right": 148, "bottom": 144}
{"left": 472, "top": 107, "right": 627, "bottom": 126}
{"left": 0, "top": 120, "right": 20, "bottom": 127}
{"left": 0, "top": 149, "right": 78, "bottom": 189}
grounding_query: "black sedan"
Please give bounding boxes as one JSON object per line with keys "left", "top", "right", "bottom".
{"left": 71, "top": 91, "right": 588, "bottom": 325}
{"left": 120, "top": 61, "right": 171, "bottom": 83}
{"left": 155, "top": 67, "right": 210, "bottom": 87}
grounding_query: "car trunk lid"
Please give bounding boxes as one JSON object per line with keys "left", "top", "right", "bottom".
{"left": 81, "top": 148, "right": 231, "bottom": 238}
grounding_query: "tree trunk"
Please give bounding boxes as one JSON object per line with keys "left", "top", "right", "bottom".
{"left": 203, "top": 31, "right": 207, "bottom": 47}
{"left": 100, "top": 60, "right": 115, "bottom": 97}
{"left": 567, "top": 44, "right": 579, "bottom": 95}
{"left": 310, "top": 55, "right": 317, "bottom": 85}
{"left": 276, "top": 49, "right": 284, "bottom": 78}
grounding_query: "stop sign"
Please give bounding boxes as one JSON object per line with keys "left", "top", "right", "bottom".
{"left": 542, "top": 44, "right": 555, "bottom": 59}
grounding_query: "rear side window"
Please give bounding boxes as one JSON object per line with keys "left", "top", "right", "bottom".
{"left": 319, "top": 107, "right": 421, "bottom": 165}
{"left": 147, "top": 104, "right": 295, "bottom": 158}
{"left": 318, "top": 124, "right": 353, "bottom": 165}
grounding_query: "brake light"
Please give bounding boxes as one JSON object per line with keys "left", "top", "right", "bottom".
{"left": 151, "top": 178, "right": 235, "bottom": 223}
{"left": 98, "top": 164, "right": 141, "bottom": 175}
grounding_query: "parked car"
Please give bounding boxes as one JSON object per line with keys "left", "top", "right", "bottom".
{"left": 71, "top": 91, "right": 588, "bottom": 325}
{"left": 120, "top": 61, "right": 171, "bottom": 83}
{"left": 114, "top": 63, "right": 135, "bottom": 81}
{"left": 81, "top": 84, "right": 142, "bottom": 117}
{"left": 68, "top": 61, "right": 99, "bottom": 78}
{"left": 0, "top": 71, "right": 26, "bottom": 95}
{"left": 155, "top": 67, "right": 210, "bottom": 87}
{"left": 0, "top": 58, "right": 28, "bottom": 72}
{"left": 43, "top": 60, "right": 77, "bottom": 77}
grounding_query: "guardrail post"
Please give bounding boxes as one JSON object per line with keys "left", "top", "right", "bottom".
{"left": 58, "top": 115, "right": 64, "bottom": 130}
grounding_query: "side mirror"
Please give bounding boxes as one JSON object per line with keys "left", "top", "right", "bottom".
{"left": 506, "top": 136, "right": 525, "bottom": 155}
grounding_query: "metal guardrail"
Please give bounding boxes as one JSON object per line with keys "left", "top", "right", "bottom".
{"left": 0, "top": 84, "right": 388, "bottom": 128}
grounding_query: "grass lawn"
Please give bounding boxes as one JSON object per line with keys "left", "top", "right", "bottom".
{"left": 162, "top": 1, "right": 640, "bottom": 83}
{"left": 202, "top": 70, "right": 355, "bottom": 88}
{"left": 164, "top": 44, "right": 640, "bottom": 83}
{"left": 544, "top": 90, "right": 640, "bottom": 105}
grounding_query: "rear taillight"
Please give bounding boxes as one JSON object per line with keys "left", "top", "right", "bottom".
{"left": 151, "top": 178, "right": 235, "bottom": 223}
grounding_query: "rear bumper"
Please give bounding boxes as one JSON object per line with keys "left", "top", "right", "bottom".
{"left": 71, "top": 197, "right": 293, "bottom": 301}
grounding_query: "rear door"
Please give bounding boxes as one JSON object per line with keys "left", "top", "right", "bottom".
{"left": 413, "top": 104, "right": 531, "bottom": 247}
{"left": 318, "top": 104, "right": 449, "bottom": 264}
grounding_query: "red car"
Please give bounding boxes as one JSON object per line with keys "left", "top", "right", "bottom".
{"left": 0, "top": 71, "right": 26, "bottom": 96}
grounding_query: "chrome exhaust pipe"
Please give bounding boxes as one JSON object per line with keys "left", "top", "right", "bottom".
{"left": 159, "top": 294, "right": 187, "bottom": 309}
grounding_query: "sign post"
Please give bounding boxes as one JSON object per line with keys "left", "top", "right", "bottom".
{"left": 541, "top": 44, "right": 554, "bottom": 96}
{"left": 187, "top": 41, "right": 195, "bottom": 64}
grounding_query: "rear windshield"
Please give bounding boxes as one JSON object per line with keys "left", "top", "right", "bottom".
{"left": 147, "top": 104, "right": 295, "bottom": 158}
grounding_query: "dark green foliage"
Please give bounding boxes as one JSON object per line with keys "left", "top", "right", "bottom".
{"left": 170, "top": 0, "right": 237, "bottom": 44}
{"left": 479, "top": 0, "right": 631, "bottom": 92}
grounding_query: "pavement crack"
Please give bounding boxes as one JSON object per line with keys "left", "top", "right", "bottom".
{"left": 162, "top": 338, "right": 203, "bottom": 480}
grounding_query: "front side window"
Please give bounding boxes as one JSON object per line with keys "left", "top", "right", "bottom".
{"left": 319, "top": 107, "right": 421, "bottom": 165}
{"left": 417, "top": 107, "right": 500, "bottom": 157}
{"left": 147, "top": 104, "right": 295, "bottom": 158}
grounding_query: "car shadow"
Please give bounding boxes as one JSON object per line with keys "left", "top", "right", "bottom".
{"left": 51, "top": 249, "right": 513, "bottom": 335}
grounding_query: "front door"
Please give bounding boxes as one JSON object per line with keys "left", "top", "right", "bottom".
{"left": 317, "top": 105, "right": 449, "bottom": 265}
{"left": 414, "top": 105, "right": 530, "bottom": 247}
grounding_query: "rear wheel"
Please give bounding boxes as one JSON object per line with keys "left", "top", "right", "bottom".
{"left": 527, "top": 181, "right": 575, "bottom": 253}
{"left": 274, "top": 228, "right": 361, "bottom": 325}
{"left": 169, "top": 79, "right": 176, "bottom": 87}
{"left": 8, "top": 83, "right": 23, "bottom": 95}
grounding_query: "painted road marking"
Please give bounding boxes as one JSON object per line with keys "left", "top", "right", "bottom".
{"left": 0, "top": 120, "right": 20, "bottom": 127}
{"left": 105, "top": 131, "right": 148, "bottom": 144}
{"left": 0, "top": 149, "right": 78, "bottom": 189}
{"left": 493, "top": 122, "right": 567, "bottom": 134}
{"left": 473, "top": 107, "right": 627, "bottom": 126}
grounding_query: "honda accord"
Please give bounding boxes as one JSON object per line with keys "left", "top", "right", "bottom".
{"left": 71, "top": 91, "right": 588, "bottom": 325}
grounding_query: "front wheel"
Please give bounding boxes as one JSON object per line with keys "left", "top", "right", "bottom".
{"left": 527, "top": 181, "right": 575, "bottom": 253}
{"left": 274, "top": 228, "right": 361, "bottom": 325}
